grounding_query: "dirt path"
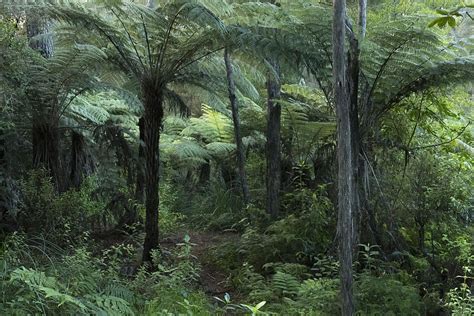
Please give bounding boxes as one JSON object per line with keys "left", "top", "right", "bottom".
{"left": 162, "top": 230, "right": 240, "bottom": 298}
{"left": 94, "top": 228, "right": 239, "bottom": 298}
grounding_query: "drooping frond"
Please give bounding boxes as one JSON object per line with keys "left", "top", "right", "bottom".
{"left": 360, "top": 18, "right": 474, "bottom": 126}
{"left": 182, "top": 105, "right": 233, "bottom": 143}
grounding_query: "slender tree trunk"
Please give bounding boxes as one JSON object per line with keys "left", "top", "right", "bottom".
{"left": 333, "top": 0, "right": 355, "bottom": 314}
{"left": 359, "top": 0, "right": 367, "bottom": 39}
{"left": 113, "top": 128, "right": 134, "bottom": 188}
{"left": 348, "top": 36, "right": 360, "bottom": 249}
{"left": 146, "top": 0, "right": 156, "bottom": 9}
{"left": 135, "top": 117, "right": 145, "bottom": 203}
{"left": 266, "top": 60, "right": 281, "bottom": 219}
{"left": 224, "top": 48, "right": 250, "bottom": 205}
{"left": 354, "top": 0, "right": 379, "bottom": 248}
{"left": 198, "top": 159, "right": 211, "bottom": 186}
{"left": 141, "top": 86, "right": 164, "bottom": 263}
{"left": 69, "top": 131, "right": 87, "bottom": 188}
{"left": 0, "top": 128, "right": 6, "bottom": 222}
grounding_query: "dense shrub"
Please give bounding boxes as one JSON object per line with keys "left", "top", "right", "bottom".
{"left": 18, "top": 170, "right": 104, "bottom": 243}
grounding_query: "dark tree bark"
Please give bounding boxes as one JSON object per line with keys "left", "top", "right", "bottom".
{"left": 69, "top": 131, "right": 88, "bottom": 188}
{"left": 347, "top": 20, "right": 361, "bottom": 249}
{"left": 112, "top": 128, "right": 134, "bottom": 188}
{"left": 0, "top": 129, "right": 5, "bottom": 175}
{"left": 265, "top": 60, "right": 281, "bottom": 219}
{"left": 0, "top": 128, "right": 7, "bottom": 223}
{"left": 333, "top": 0, "right": 355, "bottom": 314}
{"left": 27, "top": 14, "right": 64, "bottom": 191}
{"left": 26, "top": 16, "right": 53, "bottom": 58}
{"left": 135, "top": 117, "right": 145, "bottom": 204}
{"left": 141, "top": 85, "right": 164, "bottom": 263}
{"left": 224, "top": 48, "right": 250, "bottom": 205}
{"left": 198, "top": 159, "right": 211, "bottom": 187}
{"left": 32, "top": 121, "right": 64, "bottom": 191}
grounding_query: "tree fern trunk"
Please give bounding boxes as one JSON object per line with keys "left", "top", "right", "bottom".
{"left": 69, "top": 131, "right": 87, "bottom": 188}
{"left": 32, "top": 122, "right": 64, "bottom": 192}
{"left": 333, "top": 0, "right": 355, "bottom": 314}
{"left": 224, "top": 48, "right": 250, "bottom": 205}
{"left": 0, "top": 128, "right": 6, "bottom": 225}
{"left": 141, "top": 87, "right": 164, "bottom": 264}
{"left": 135, "top": 117, "right": 145, "bottom": 204}
{"left": 26, "top": 15, "right": 53, "bottom": 59}
{"left": 266, "top": 60, "right": 281, "bottom": 219}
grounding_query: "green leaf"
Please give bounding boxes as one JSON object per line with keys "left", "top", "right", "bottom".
{"left": 447, "top": 16, "right": 456, "bottom": 28}
{"left": 255, "top": 301, "right": 266, "bottom": 310}
{"left": 438, "top": 17, "right": 449, "bottom": 28}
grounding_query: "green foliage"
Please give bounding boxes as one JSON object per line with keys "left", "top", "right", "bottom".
{"left": 356, "top": 273, "right": 423, "bottom": 315}
{"left": 285, "top": 278, "right": 340, "bottom": 315}
{"left": 18, "top": 170, "right": 104, "bottom": 243}
{"left": 0, "top": 236, "right": 135, "bottom": 315}
{"left": 237, "top": 189, "right": 334, "bottom": 268}
{"left": 445, "top": 267, "right": 474, "bottom": 316}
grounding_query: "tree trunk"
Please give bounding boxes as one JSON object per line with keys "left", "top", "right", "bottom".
{"left": 348, "top": 35, "right": 361, "bottom": 249}
{"left": 69, "top": 131, "right": 88, "bottom": 188}
{"left": 198, "top": 159, "right": 211, "bottom": 187}
{"left": 0, "top": 128, "right": 6, "bottom": 223}
{"left": 359, "top": 0, "right": 367, "bottom": 39}
{"left": 28, "top": 13, "right": 63, "bottom": 191}
{"left": 135, "top": 117, "right": 146, "bottom": 204}
{"left": 224, "top": 48, "right": 250, "bottom": 205}
{"left": 32, "top": 121, "right": 64, "bottom": 191}
{"left": 146, "top": 0, "right": 156, "bottom": 9}
{"left": 141, "top": 87, "right": 164, "bottom": 264}
{"left": 266, "top": 60, "right": 281, "bottom": 219}
{"left": 113, "top": 128, "right": 134, "bottom": 188}
{"left": 26, "top": 15, "right": 53, "bottom": 58}
{"left": 333, "top": 0, "right": 355, "bottom": 314}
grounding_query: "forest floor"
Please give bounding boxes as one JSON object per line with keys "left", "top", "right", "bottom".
{"left": 162, "top": 230, "right": 240, "bottom": 299}
{"left": 94, "top": 227, "right": 240, "bottom": 301}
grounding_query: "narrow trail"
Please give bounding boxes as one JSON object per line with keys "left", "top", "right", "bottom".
{"left": 162, "top": 230, "right": 240, "bottom": 298}
{"left": 94, "top": 228, "right": 240, "bottom": 299}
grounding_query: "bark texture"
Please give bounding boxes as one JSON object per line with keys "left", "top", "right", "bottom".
{"left": 347, "top": 21, "right": 361, "bottom": 249}
{"left": 26, "top": 16, "right": 53, "bottom": 58}
{"left": 69, "top": 131, "right": 95, "bottom": 188}
{"left": 69, "top": 131, "right": 88, "bottom": 188}
{"left": 359, "top": 0, "right": 367, "bottom": 39}
{"left": 333, "top": 0, "right": 355, "bottom": 314}
{"left": 224, "top": 48, "right": 250, "bottom": 205}
{"left": 266, "top": 60, "right": 281, "bottom": 219}
{"left": 135, "top": 117, "right": 146, "bottom": 204}
{"left": 141, "top": 85, "right": 164, "bottom": 263}
{"left": 32, "top": 121, "right": 64, "bottom": 191}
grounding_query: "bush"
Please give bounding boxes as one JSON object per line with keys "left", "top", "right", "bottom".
{"left": 286, "top": 278, "right": 340, "bottom": 315}
{"left": 18, "top": 170, "right": 104, "bottom": 243}
{"left": 0, "top": 235, "right": 134, "bottom": 315}
{"left": 356, "top": 273, "right": 423, "bottom": 315}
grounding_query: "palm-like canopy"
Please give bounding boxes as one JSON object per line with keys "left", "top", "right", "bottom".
{"left": 46, "top": 0, "right": 233, "bottom": 262}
